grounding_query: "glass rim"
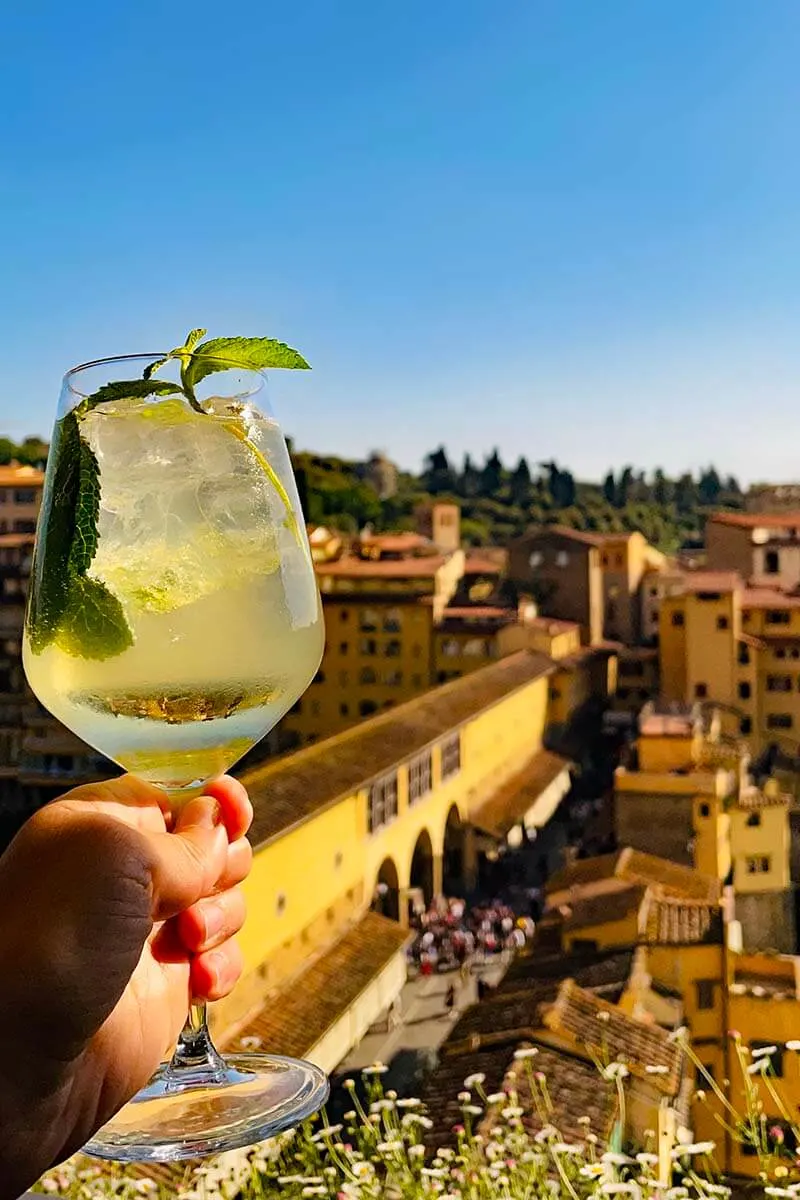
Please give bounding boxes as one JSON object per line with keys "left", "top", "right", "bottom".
{"left": 64, "top": 353, "right": 267, "bottom": 400}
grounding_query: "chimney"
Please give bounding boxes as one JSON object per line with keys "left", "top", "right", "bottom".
{"left": 416, "top": 502, "right": 461, "bottom": 554}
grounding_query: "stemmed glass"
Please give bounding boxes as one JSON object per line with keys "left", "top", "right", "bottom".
{"left": 22, "top": 353, "right": 328, "bottom": 1161}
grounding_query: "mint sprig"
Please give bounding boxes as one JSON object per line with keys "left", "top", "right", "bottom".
{"left": 27, "top": 326, "right": 310, "bottom": 662}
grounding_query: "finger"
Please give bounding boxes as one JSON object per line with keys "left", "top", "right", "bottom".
{"left": 55, "top": 774, "right": 172, "bottom": 834}
{"left": 190, "top": 938, "right": 244, "bottom": 1001}
{"left": 215, "top": 837, "right": 253, "bottom": 893}
{"left": 147, "top": 797, "right": 228, "bottom": 921}
{"left": 176, "top": 886, "right": 247, "bottom": 953}
{"left": 200, "top": 776, "right": 253, "bottom": 842}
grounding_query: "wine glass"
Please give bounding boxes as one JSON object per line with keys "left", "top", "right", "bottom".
{"left": 22, "top": 353, "right": 328, "bottom": 1161}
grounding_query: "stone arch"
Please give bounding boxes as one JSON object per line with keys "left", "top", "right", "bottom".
{"left": 442, "top": 805, "right": 465, "bottom": 896}
{"left": 409, "top": 828, "right": 435, "bottom": 906}
{"left": 372, "top": 857, "right": 400, "bottom": 922}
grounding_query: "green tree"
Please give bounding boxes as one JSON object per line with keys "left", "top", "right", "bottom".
{"left": 509, "top": 456, "right": 532, "bottom": 507}
{"left": 460, "top": 453, "right": 481, "bottom": 498}
{"left": 423, "top": 446, "right": 455, "bottom": 494}
{"left": 698, "top": 466, "right": 722, "bottom": 506}
{"left": 675, "top": 472, "right": 697, "bottom": 515}
{"left": 653, "top": 468, "right": 672, "bottom": 506}
{"left": 479, "top": 449, "right": 504, "bottom": 498}
{"left": 602, "top": 471, "right": 616, "bottom": 505}
{"left": 615, "top": 466, "right": 634, "bottom": 508}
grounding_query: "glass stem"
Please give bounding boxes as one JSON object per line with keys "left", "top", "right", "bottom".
{"left": 168, "top": 1003, "right": 227, "bottom": 1078}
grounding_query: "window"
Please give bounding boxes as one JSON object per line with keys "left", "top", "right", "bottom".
{"left": 765, "top": 550, "right": 781, "bottom": 575}
{"left": 793, "top": 648, "right": 800, "bottom": 660}
{"left": 529, "top": 551, "right": 543, "bottom": 568}
{"left": 606, "top": 601, "right": 617, "bottom": 623}
{"left": 615, "top": 553, "right": 624, "bottom": 567}
{"left": 384, "top": 670, "right": 403, "bottom": 686}
{"left": 290, "top": 698, "right": 303, "bottom": 715}
{"left": 360, "top": 638, "right": 378, "bottom": 656}
{"left": 750, "top": 1042, "right": 784, "bottom": 1078}
{"left": 13, "top": 489, "right": 36, "bottom": 504}
{"left": 383, "top": 609, "right": 402, "bottom": 633}
{"left": 464, "top": 638, "right": 488, "bottom": 657}
{"left": 339, "top": 702, "right": 350, "bottom": 716}
{"left": 671, "top": 612, "right": 685, "bottom": 627}
{"left": 717, "top": 615, "right": 729, "bottom": 630}
{"left": 767, "top": 713, "right": 793, "bottom": 730}
{"left": 385, "top": 639, "right": 402, "bottom": 658}
{"left": 767, "top": 674, "right": 792, "bottom": 692}
{"left": 12, "top": 520, "right": 35, "bottom": 533}
{"left": 740, "top": 717, "right": 752, "bottom": 735}
{"left": 310, "top": 700, "right": 321, "bottom": 716}
{"left": 276, "top": 893, "right": 287, "bottom": 915}
{"left": 699, "top": 1062, "right": 715, "bottom": 1083}
{"left": 746, "top": 812, "right": 761, "bottom": 827}
{"left": 776, "top": 647, "right": 787, "bottom": 659}
{"left": 746, "top": 855, "right": 771, "bottom": 874}
{"left": 694, "top": 683, "right": 708, "bottom": 699}
{"left": 0, "top": 491, "right": 6, "bottom": 504}
{"left": 339, "top": 641, "right": 349, "bottom": 655}
{"left": 360, "top": 609, "right": 379, "bottom": 632}
{"left": 360, "top": 667, "right": 377, "bottom": 685}
{"left": 699, "top": 803, "right": 710, "bottom": 818}
{"left": 359, "top": 699, "right": 378, "bottom": 718}
{"left": 738, "top": 643, "right": 750, "bottom": 665}
{"left": 555, "top": 551, "right": 569, "bottom": 567}
{"left": 767, "top": 610, "right": 791, "bottom": 625}
{"left": 441, "top": 733, "right": 461, "bottom": 780}
{"left": 367, "top": 773, "right": 398, "bottom": 833}
{"left": 697, "top": 592, "right": 721, "bottom": 602}
{"left": 601, "top": 554, "right": 609, "bottom": 567}
{"left": 696, "top": 980, "right": 715, "bottom": 1010}
{"left": 408, "top": 751, "right": 433, "bottom": 805}
{"left": 616, "top": 687, "right": 629, "bottom": 700}
{"left": 340, "top": 609, "right": 350, "bottom": 622}
{"left": 442, "top": 638, "right": 460, "bottom": 658}
{"left": 313, "top": 669, "right": 325, "bottom": 685}
{"left": 620, "top": 660, "right": 644, "bottom": 678}
{"left": 738, "top": 682, "right": 751, "bottom": 700}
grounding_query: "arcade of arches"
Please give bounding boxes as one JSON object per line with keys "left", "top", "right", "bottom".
{"left": 371, "top": 805, "right": 471, "bottom": 926}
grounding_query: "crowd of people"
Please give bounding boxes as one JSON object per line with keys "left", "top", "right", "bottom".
{"left": 407, "top": 894, "right": 536, "bottom": 977}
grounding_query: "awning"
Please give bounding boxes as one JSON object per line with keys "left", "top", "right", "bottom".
{"left": 472, "top": 750, "right": 572, "bottom": 839}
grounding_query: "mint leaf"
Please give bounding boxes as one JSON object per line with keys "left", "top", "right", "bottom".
{"left": 27, "top": 413, "right": 80, "bottom": 652}
{"left": 76, "top": 378, "right": 182, "bottom": 415}
{"left": 184, "top": 336, "right": 310, "bottom": 389}
{"left": 175, "top": 328, "right": 207, "bottom": 355}
{"left": 67, "top": 439, "right": 101, "bottom": 576}
{"left": 55, "top": 576, "right": 134, "bottom": 660}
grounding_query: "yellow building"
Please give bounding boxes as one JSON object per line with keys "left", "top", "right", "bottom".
{"left": 0, "top": 463, "right": 43, "bottom": 535}
{"left": 659, "top": 569, "right": 800, "bottom": 752}
{"left": 706, "top": 510, "right": 800, "bottom": 590}
{"left": 214, "top": 649, "right": 570, "bottom": 1074}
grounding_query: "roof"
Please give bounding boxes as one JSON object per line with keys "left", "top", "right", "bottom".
{"left": 421, "top": 947, "right": 634, "bottom": 1145}
{"left": 742, "top": 587, "right": 800, "bottom": 611}
{"left": 438, "top": 605, "right": 515, "bottom": 627}
{"left": 222, "top": 911, "right": 410, "bottom": 1058}
{"left": 241, "top": 650, "right": 557, "bottom": 847}
{"left": 527, "top": 616, "right": 580, "bottom": 635}
{"left": 737, "top": 784, "right": 791, "bottom": 810}
{"left": 512, "top": 1040, "right": 618, "bottom": 1142}
{"left": 546, "top": 847, "right": 721, "bottom": 904}
{"left": 641, "top": 895, "right": 723, "bottom": 946}
{"left": 555, "top": 884, "right": 646, "bottom": 932}
{"left": 709, "top": 511, "right": 800, "bottom": 530}
{"left": 544, "top": 979, "right": 683, "bottom": 1093}
{"left": 672, "top": 571, "right": 742, "bottom": 594}
{"left": 357, "top": 532, "right": 432, "bottom": 554}
{"left": 315, "top": 554, "right": 447, "bottom": 578}
{"left": 639, "top": 711, "right": 697, "bottom": 737}
{"left": 471, "top": 750, "right": 571, "bottom": 837}
{"left": 0, "top": 465, "right": 44, "bottom": 486}
{"left": 524, "top": 524, "right": 607, "bottom": 547}
{"left": 0, "top": 533, "right": 35, "bottom": 549}
{"left": 463, "top": 553, "right": 505, "bottom": 575}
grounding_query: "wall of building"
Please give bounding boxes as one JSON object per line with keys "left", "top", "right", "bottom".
{"left": 734, "top": 890, "right": 796, "bottom": 954}
{"left": 705, "top": 522, "right": 752, "bottom": 576}
{"left": 614, "top": 785, "right": 696, "bottom": 865}
{"left": 508, "top": 532, "right": 602, "bottom": 644}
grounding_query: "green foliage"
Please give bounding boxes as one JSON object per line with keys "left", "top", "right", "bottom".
{"left": 292, "top": 447, "right": 746, "bottom": 554}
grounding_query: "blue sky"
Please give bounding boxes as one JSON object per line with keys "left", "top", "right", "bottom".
{"left": 2, "top": 1, "right": 800, "bottom": 482}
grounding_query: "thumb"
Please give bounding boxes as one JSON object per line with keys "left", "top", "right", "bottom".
{"left": 146, "top": 797, "right": 228, "bottom": 921}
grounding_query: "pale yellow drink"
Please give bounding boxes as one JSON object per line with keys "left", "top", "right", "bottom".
{"left": 23, "top": 396, "right": 323, "bottom": 790}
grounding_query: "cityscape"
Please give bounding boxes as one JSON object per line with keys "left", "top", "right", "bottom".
{"left": 6, "top": 440, "right": 800, "bottom": 1191}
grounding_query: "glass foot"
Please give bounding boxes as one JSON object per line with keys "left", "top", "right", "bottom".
{"left": 83, "top": 1053, "right": 329, "bottom": 1162}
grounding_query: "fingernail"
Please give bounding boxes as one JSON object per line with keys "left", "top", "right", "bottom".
{"left": 181, "top": 797, "right": 221, "bottom": 830}
{"left": 202, "top": 902, "right": 225, "bottom": 940}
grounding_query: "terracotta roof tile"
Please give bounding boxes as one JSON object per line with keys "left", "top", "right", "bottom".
{"left": 737, "top": 785, "right": 791, "bottom": 809}
{"left": 0, "top": 465, "right": 44, "bottom": 486}
{"left": 673, "top": 571, "right": 743, "bottom": 594}
{"left": 440, "top": 605, "right": 514, "bottom": 621}
{"left": 544, "top": 979, "right": 682, "bottom": 1093}
{"left": 546, "top": 848, "right": 720, "bottom": 904}
{"left": 641, "top": 895, "right": 723, "bottom": 945}
{"left": 709, "top": 511, "right": 800, "bottom": 530}
{"left": 357, "top": 532, "right": 432, "bottom": 554}
{"left": 223, "top": 911, "right": 410, "bottom": 1058}
{"left": 241, "top": 650, "right": 556, "bottom": 847}
{"left": 471, "top": 750, "right": 571, "bottom": 838}
{"left": 316, "top": 554, "right": 446, "bottom": 578}
{"left": 556, "top": 884, "right": 646, "bottom": 933}
{"left": 742, "top": 588, "right": 800, "bottom": 611}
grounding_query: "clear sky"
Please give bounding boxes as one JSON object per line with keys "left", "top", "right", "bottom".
{"left": 2, "top": 1, "right": 800, "bottom": 482}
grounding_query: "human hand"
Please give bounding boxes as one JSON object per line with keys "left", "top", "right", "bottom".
{"left": 0, "top": 773, "right": 253, "bottom": 1197}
